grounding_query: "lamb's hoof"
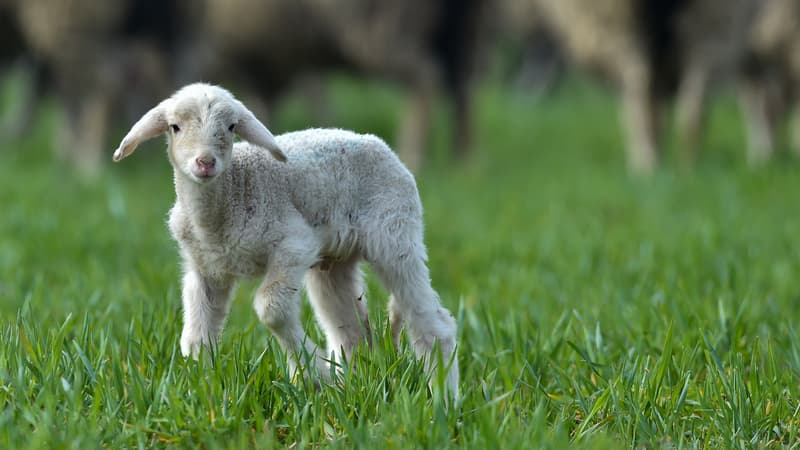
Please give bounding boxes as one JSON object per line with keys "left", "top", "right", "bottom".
{"left": 180, "top": 334, "right": 215, "bottom": 360}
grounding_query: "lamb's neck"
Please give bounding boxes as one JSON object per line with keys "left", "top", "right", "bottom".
{"left": 174, "top": 170, "right": 230, "bottom": 232}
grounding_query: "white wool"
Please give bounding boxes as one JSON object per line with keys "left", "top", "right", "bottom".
{"left": 112, "top": 83, "right": 458, "bottom": 399}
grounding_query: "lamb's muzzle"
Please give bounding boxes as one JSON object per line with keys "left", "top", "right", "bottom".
{"left": 193, "top": 156, "right": 217, "bottom": 179}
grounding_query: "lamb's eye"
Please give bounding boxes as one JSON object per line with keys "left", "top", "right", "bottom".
{"left": 228, "top": 123, "right": 235, "bottom": 132}
{"left": 170, "top": 124, "right": 180, "bottom": 133}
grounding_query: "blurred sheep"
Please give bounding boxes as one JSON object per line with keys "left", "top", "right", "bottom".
{"left": 0, "top": 0, "right": 23, "bottom": 68}
{"left": 739, "top": 0, "right": 800, "bottom": 163}
{"left": 0, "top": 0, "right": 39, "bottom": 140}
{"left": 493, "top": 0, "right": 565, "bottom": 97}
{"left": 189, "top": 0, "right": 486, "bottom": 171}
{"left": 500, "top": 0, "right": 760, "bottom": 174}
{"left": 9, "top": 0, "right": 176, "bottom": 173}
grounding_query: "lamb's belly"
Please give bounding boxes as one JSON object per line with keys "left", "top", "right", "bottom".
{"left": 318, "top": 225, "right": 361, "bottom": 259}
{"left": 225, "top": 254, "right": 268, "bottom": 278}
{"left": 193, "top": 247, "right": 268, "bottom": 279}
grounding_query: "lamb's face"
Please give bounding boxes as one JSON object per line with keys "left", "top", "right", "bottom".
{"left": 112, "top": 83, "right": 287, "bottom": 180}
{"left": 166, "top": 95, "right": 238, "bottom": 183}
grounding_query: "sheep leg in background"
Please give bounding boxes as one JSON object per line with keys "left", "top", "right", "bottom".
{"left": 0, "top": 58, "right": 41, "bottom": 142}
{"left": 793, "top": 57, "right": 800, "bottom": 157}
{"left": 179, "top": 271, "right": 236, "bottom": 358}
{"left": 372, "top": 253, "right": 458, "bottom": 399}
{"left": 77, "top": 90, "right": 112, "bottom": 174}
{"left": 620, "top": 62, "right": 660, "bottom": 174}
{"left": 451, "top": 79, "right": 473, "bottom": 160}
{"left": 55, "top": 99, "right": 79, "bottom": 165}
{"left": 737, "top": 75, "right": 776, "bottom": 165}
{"left": 398, "top": 86, "right": 433, "bottom": 172}
{"left": 56, "top": 89, "right": 112, "bottom": 175}
{"left": 792, "top": 97, "right": 800, "bottom": 158}
{"left": 675, "top": 62, "right": 710, "bottom": 167}
{"left": 253, "top": 255, "right": 330, "bottom": 381}
{"left": 305, "top": 256, "right": 371, "bottom": 364}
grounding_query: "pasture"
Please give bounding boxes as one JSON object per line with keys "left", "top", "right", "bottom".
{"left": 1, "top": 77, "right": 799, "bottom": 448}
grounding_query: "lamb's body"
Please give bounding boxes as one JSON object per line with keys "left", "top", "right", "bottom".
{"left": 113, "top": 84, "right": 457, "bottom": 399}
{"left": 169, "top": 129, "right": 422, "bottom": 282}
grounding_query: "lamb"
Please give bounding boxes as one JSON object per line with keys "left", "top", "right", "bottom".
{"left": 111, "top": 83, "right": 459, "bottom": 398}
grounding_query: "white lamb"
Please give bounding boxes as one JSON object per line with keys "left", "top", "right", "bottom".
{"left": 111, "top": 83, "right": 459, "bottom": 398}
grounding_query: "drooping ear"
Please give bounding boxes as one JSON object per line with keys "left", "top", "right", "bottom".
{"left": 112, "top": 100, "right": 170, "bottom": 162}
{"left": 234, "top": 100, "right": 287, "bottom": 162}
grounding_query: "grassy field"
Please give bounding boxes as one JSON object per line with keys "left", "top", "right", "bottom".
{"left": 1, "top": 76, "right": 800, "bottom": 448}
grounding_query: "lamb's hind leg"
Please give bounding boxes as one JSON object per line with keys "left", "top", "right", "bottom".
{"left": 372, "top": 250, "right": 458, "bottom": 399}
{"left": 254, "top": 261, "right": 329, "bottom": 382}
{"left": 305, "top": 256, "right": 371, "bottom": 364}
{"left": 388, "top": 294, "right": 403, "bottom": 348}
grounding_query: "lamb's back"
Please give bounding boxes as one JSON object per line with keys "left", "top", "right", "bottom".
{"left": 277, "top": 129, "right": 418, "bottom": 218}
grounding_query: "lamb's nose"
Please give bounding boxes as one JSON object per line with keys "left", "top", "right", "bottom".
{"left": 196, "top": 156, "right": 216, "bottom": 168}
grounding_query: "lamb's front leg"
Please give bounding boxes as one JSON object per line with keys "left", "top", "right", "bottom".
{"left": 254, "top": 260, "right": 330, "bottom": 382}
{"left": 180, "top": 270, "right": 236, "bottom": 358}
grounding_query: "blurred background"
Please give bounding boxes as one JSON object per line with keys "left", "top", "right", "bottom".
{"left": 2, "top": 1, "right": 800, "bottom": 320}
{"left": 4, "top": 2, "right": 800, "bottom": 445}
{"left": 0, "top": 0, "right": 798, "bottom": 175}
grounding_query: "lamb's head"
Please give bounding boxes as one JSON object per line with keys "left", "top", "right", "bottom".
{"left": 112, "top": 83, "right": 287, "bottom": 183}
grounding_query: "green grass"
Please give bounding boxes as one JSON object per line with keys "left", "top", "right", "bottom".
{"left": 2, "top": 76, "right": 800, "bottom": 448}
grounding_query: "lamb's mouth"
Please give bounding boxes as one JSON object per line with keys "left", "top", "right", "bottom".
{"left": 190, "top": 171, "right": 218, "bottom": 183}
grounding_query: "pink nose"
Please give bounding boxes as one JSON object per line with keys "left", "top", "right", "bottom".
{"left": 196, "top": 156, "right": 216, "bottom": 168}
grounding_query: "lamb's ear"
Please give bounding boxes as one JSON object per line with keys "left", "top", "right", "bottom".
{"left": 234, "top": 101, "right": 287, "bottom": 162}
{"left": 112, "top": 100, "right": 170, "bottom": 162}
